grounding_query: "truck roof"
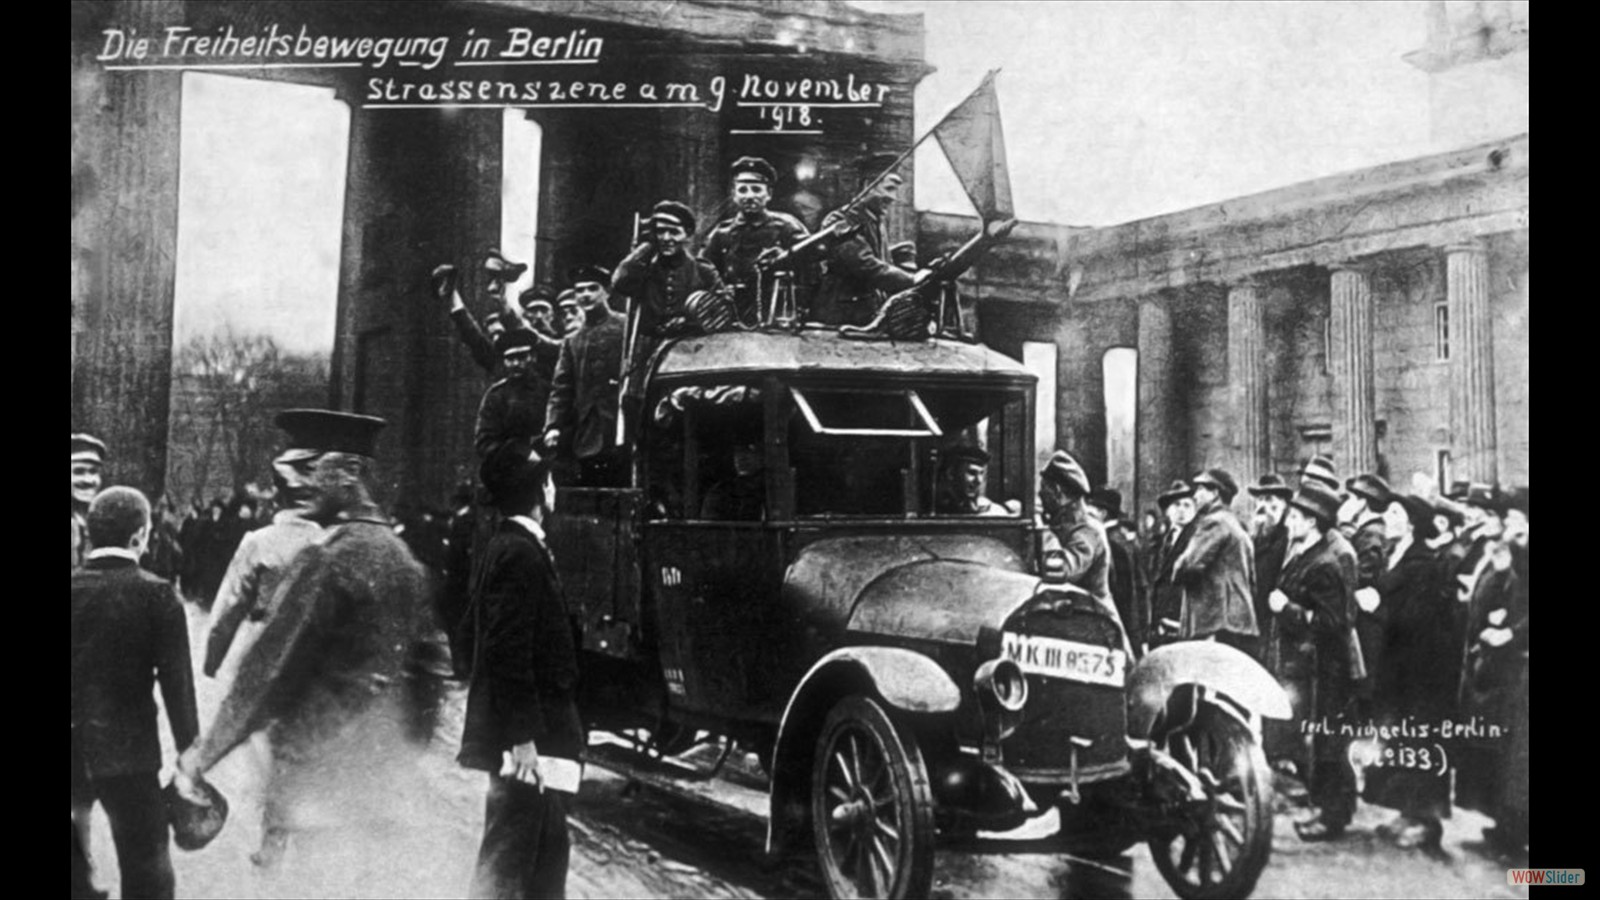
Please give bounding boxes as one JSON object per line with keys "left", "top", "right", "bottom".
{"left": 652, "top": 328, "right": 1036, "bottom": 383}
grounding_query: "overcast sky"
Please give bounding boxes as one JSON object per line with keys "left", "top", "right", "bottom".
{"left": 870, "top": 0, "right": 1440, "bottom": 226}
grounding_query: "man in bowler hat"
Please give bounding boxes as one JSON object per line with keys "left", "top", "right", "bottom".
{"left": 1267, "top": 481, "right": 1360, "bottom": 841}
{"left": 1172, "top": 468, "right": 1260, "bottom": 656}
{"left": 1146, "top": 480, "right": 1197, "bottom": 650}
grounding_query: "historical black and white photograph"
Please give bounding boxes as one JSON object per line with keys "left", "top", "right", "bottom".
{"left": 70, "top": 1, "right": 1529, "bottom": 897}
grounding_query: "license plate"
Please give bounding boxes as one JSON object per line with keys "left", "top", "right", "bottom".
{"left": 1001, "top": 633, "right": 1126, "bottom": 687}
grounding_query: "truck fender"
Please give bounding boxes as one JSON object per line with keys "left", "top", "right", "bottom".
{"left": 765, "top": 647, "right": 960, "bottom": 857}
{"left": 1125, "top": 641, "right": 1291, "bottom": 739}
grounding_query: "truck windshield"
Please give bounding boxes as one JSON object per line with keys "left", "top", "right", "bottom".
{"left": 787, "top": 384, "right": 1029, "bottom": 518}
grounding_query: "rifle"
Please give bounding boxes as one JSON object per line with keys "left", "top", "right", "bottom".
{"left": 616, "top": 212, "right": 646, "bottom": 447}
{"left": 839, "top": 217, "right": 1018, "bottom": 340}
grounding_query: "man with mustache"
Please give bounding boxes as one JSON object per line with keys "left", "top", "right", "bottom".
{"left": 701, "top": 156, "right": 809, "bottom": 325}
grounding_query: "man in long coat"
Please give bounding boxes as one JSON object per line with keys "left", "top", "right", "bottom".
{"left": 1364, "top": 493, "right": 1451, "bottom": 850}
{"left": 1345, "top": 473, "right": 1395, "bottom": 706}
{"left": 175, "top": 410, "right": 433, "bottom": 871}
{"left": 459, "top": 440, "right": 586, "bottom": 898}
{"left": 1247, "top": 474, "right": 1294, "bottom": 671}
{"left": 1145, "top": 480, "right": 1197, "bottom": 651}
{"left": 1173, "top": 468, "right": 1259, "bottom": 657}
{"left": 1088, "top": 487, "right": 1146, "bottom": 652}
{"left": 1267, "top": 481, "right": 1359, "bottom": 841}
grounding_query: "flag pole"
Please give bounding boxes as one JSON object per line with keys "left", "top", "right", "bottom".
{"left": 845, "top": 68, "right": 1002, "bottom": 211}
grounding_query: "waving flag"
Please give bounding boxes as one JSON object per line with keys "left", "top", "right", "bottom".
{"left": 931, "top": 70, "right": 1014, "bottom": 223}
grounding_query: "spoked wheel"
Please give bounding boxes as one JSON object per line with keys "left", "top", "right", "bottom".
{"left": 1149, "top": 706, "right": 1274, "bottom": 899}
{"left": 810, "top": 695, "right": 935, "bottom": 900}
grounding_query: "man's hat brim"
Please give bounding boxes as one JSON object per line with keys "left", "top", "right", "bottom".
{"left": 274, "top": 409, "right": 387, "bottom": 457}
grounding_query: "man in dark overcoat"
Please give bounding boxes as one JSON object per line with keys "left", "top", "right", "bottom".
{"left": 545, "top": 265, "right": 628, "bottom": 486}
{"left": 1088, "top": 487, "right": 1146, "bottom": 652}
{"left": 1173, "top": 468, "right": 1259, "bottom": 657}
{"left": 1345, "top": 473, "right": 1395, "bottom": 706}
{"left": 1145, "top": 480, "right": 1197, "bottom": 651}
{"left": 1247, "top": 474, "right": 1293, "bottom": 671}
{"left": 72, "top": 486, "right": 199, "bottom": 900}
{"left": 1267, "top": 481, "right": 1359, "bottom": 841}
{"left": 460, "top": 439, "right": 585, "bottom": 898}
{"left": 175, "top": 410, "right": 433, "bottom": 871}
{"left": 1364, "top": 493, "right": 1450, "bottom": 850}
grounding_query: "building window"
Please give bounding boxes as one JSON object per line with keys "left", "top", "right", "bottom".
{"left": 1434, "top": 303, "right": 1450, "bottom": 361}
{"left": 1436, "top": 449, "right": 1452, "bottom": 491}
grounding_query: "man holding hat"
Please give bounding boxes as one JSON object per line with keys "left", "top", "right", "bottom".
{"left": 72, "top": 485, "right": 199, "bottom": 900}
{"left": 613, "top": 199, "right": 724, "bottom": 341}
{"left": 1146, "top": 480, "right": 1197, "bottom": 650}
{"left": 1172, "top": 469, "right": 1260, "bottom": 657}
{"left": 1267, "top": 481, "right": 1360, "bottom": 841}
{"left": 935, "top": 444, "right": 1010, "bottom": 516}
{"left": 1038, "top": 451, "right": 1115, "bottom": 617}
{"left": 459, "top": 439, "right": 584, "bottom": 898}
{"left": 433, "top": 251, "right": 561, "bottom": 380}
{"left": 702, "top": 156, "right": 810, "bottom": 324}
{"left": 174, "top": 410, "right": 434, "bottom": 871}
{"left": 545, "top": 264, "right": 629, "bottom": 486}
{"left": 71, "top": 433, "right": 106, "bottom": 571}
{"left": 812, "top": 153, "right": 919, "bottom": 328}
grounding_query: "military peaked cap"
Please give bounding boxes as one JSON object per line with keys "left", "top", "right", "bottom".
{"left": 651, "top": 200, "right": 696, "bottom": 234}
{"left": 274, "top": 409, "right": 387, "bottom": 457}
{"left": 943, "top": 444, "right": 991, "bottom": 467}
{"left": 567, "top": 264, "right": 612, "bottom": 288}
{"left": 730, "top": 156, "right": 778, "bottom": 185}
{"left": 71, "top": 433, "right": 106, "bottom": 463}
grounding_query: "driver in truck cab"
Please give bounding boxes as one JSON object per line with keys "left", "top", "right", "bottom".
{"left": 934, "top": 444, "right": 1014, "bottom": 516}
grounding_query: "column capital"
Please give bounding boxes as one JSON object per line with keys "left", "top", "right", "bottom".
{"left": 1443, "top": 238, "right": 1488, "bottom": 256}
{"left": 1225, "top": 274, "right": 1260, "bottom": 292}
{"left": 1328, "top": 259, "right": 1372, "bottom": 276}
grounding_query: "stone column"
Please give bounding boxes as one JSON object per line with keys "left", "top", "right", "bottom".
{"left": 1137, "top": 294, "right": 1181, "bottom": 518}
{"left": 1227, "top": 278, "right": 1270, "bottom": 485}
{"left": 1447, "top": 241, "right": 1498, "bottom": 484}
{"left": 1329, "top": 263, "right": 1377, "bottom": 476}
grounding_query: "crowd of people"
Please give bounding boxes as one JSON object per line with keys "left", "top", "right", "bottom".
{"left": 1030, "top": 447, "right": 1529, "bottom": 857}
{"left": 72, "top": 147, "right": 1528, "bottom": 900}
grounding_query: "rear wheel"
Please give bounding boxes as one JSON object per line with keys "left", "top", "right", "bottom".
{"left": 810, "top": 695, "right": 935, "bottom": 899}
{"left": 1149, "top": 706, "right": 1274, "bottom": 899}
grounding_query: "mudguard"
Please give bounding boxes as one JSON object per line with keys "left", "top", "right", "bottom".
{"left": 765, "top": 647, "right": 960, "bottom": 855}
{"left": 1125, "top": 642, "right": 1291, "bottom": 738}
